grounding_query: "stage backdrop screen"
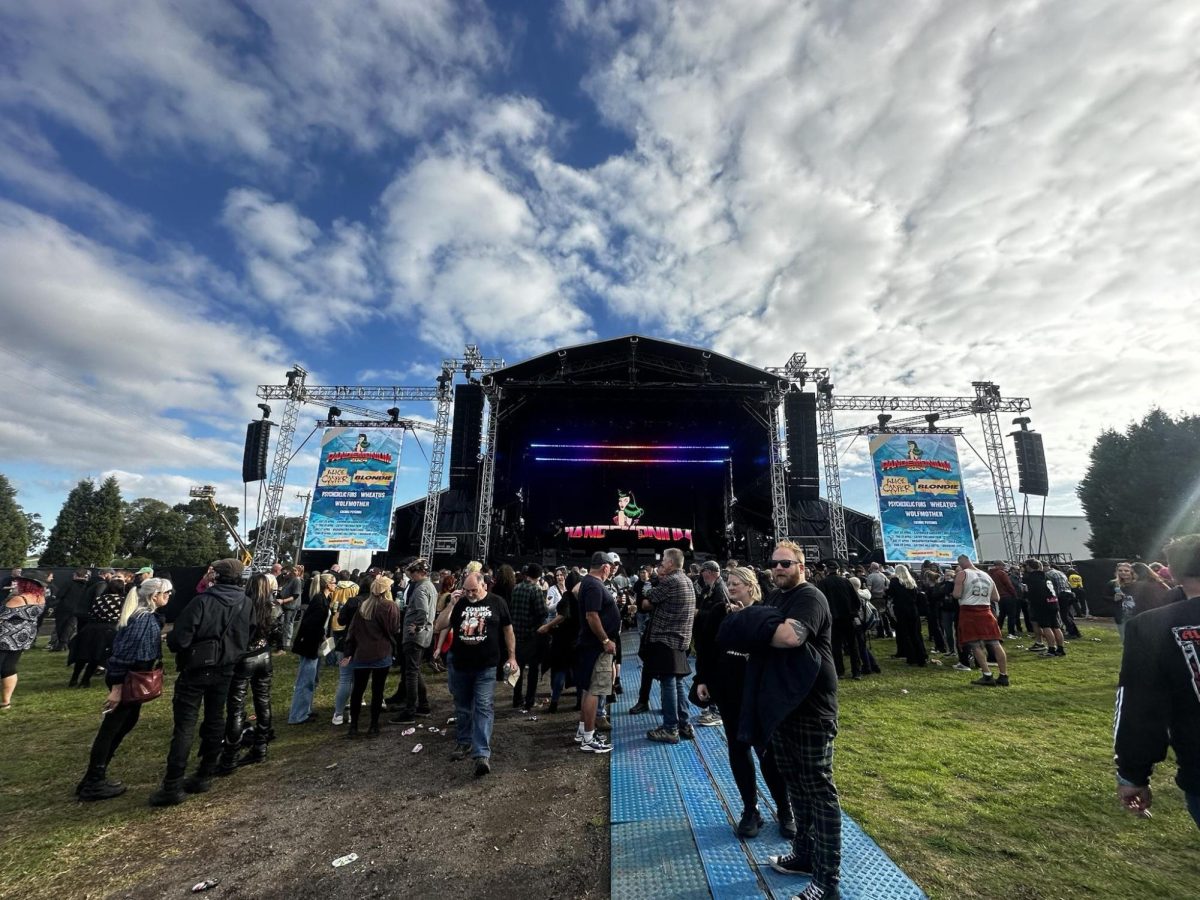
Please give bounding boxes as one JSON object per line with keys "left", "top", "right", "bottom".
{"left": 870, "top": 432, "right": 978, "bottom": 564}
{"left": 303, "top": 427, "right": 402, "bottom": 551}
{"left": 524, "top": 443, "right": 730, "bottom": 551}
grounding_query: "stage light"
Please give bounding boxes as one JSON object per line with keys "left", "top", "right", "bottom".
{"left": 327, "top": 406, "right": 342, "bottom": 424}
{"left": 877, "top": 414, "right": 892, "bottom": 430}
{"left": 529, "top": 443, "right": 731, "bottom": 450}
{"left": 817, "top": 379, "right": 834, "bottom": 395}
{"left": 1012, "top": 417, "right": 1032, "bottom": 430}
{"left": 925, "top": 413, "right": 940, "bottom": 432}
{"left": 387, "top": 407, "right": 400, "bottom": 422}
{"left": 534, "top": 457, "right": 727, "bottom": 464}
{"left": 257, "top": 403, "right": 272, "bottom": 420}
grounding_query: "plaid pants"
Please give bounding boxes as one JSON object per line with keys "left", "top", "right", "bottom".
{"left": 770, "top": 716, "right": 841, "bottom": 890}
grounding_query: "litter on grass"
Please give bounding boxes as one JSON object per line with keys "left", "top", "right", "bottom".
{"left": 412, "top": 743, "right": 423, "bottom": 753}
{"left": 332, "top": 853, "right": 358, "bottom": 868}
{"left": 402, "top": 727, "right": 416, "bottom": 736}
{"left": 325, "top": 763, "right": 338, "bottom": 770}
{"left": 191, "top": 880, "right": 219, "bottom": 893}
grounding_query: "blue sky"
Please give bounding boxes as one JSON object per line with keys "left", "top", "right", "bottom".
{"left": 1, "top": 1, "right": 1197, "bottom": 543}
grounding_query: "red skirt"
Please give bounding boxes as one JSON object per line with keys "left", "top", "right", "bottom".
{"left": 957, "top": 604, "right": 1002, "bottom": 645}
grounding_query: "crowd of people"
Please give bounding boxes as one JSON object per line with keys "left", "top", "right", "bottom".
{"left": 2, "top": 533, "right": 1197, "bottom": 900}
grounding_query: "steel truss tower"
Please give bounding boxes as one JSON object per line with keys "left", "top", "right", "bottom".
{"left": 251, "top": 366, "right": 307, "bottom": 571}
{"left": 474, "top": 384, "right": 501, "bottom": 561}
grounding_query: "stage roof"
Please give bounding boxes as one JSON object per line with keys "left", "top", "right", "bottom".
{"left": 485, "top": 334, "right": 789, "bottom": 391}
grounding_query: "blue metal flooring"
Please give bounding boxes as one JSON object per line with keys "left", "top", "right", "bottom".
{"left": 611, "top": 633, "right": 927, "bottom": 900}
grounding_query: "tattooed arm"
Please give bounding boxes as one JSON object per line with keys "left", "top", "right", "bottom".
{"left": 770, "top": 618, "right": 810, "bottom": 648}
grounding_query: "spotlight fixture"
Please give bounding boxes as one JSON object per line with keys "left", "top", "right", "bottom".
{"left": 877, "top": 414, "right": 892, "bottom": 430}
{"left": 257, "top": 402, "right": 272, "bottom": 420}
{"left": 925, "top": 413, "right": 940, "bottom": 432}
{"left": 1012, "top": 417, "right": 1032, "bottom": 431}
{"left": 817, "top": 379, "right": 834, "bottom": 396}
{"left": 387, "top": 407, "right": 400, "bottom": 422}
{"left": 327, "top": 406, "right": 342, "bottom": 424}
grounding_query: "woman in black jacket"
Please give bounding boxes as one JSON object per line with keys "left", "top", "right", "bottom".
{"left": 218, "top": 574, "right": 275, "bottom": 773}
{"left": 888, "top": 565, "right": 928, "bottom": 666}
{"left": 693, "top": 567, "right": 792, "bottom": 839}
{"left": 288, "top": 574, "right": 333, "bottom": 724}
{"left": 70, "top": 580, "right": 125, "bottom": 687}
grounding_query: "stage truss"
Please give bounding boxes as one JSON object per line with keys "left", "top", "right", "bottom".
{"left": 767, "top": 354, "right": 1031, "bottom": 562}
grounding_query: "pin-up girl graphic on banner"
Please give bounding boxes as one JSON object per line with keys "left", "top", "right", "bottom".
{"left": 613, "top": 490, "right": 645, "bottom": 528}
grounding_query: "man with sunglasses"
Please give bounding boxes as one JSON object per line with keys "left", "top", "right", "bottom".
{"left": 763, "top": 541, "right": 842, "bottom": 900}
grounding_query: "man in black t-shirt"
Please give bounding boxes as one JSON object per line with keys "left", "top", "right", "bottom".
{"left": 574, "top": 551, "right": 620, "bottom": 755}
{"left": 763, "top": 541, "right": 842, "bottom": 900}
{"left": 434, "top": 572, "right": 517, "bottom": 777}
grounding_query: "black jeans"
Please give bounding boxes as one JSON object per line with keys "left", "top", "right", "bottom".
{"left": 401, "top": 642, "right": 429, "bottom": 714}
{"left": 53, "top": 614, "right": 77, "bottom": 650}
{"left": 719, "top": 694, "right": 790, "bottom": 816}
{"left": 926, "top": 612, "right": 947, "bottom": 653}
{"left": 87, "top": 700, "right": 142, "bottom": 771}
{"left": 830, "top": 618, "right": 861, "bottom": 677}
{"left": 165, "top": 670, "right": 232, "bottom": 781}
{"left": 999, "top": 597, "right": 1023, "bottom": 635}
{"left": 224, "top": 652, "right": 272, "bottom": 751}
{"left": 71, "top": 661, "right": 100, "bottom": 686}
{"left": 351, "top": 666, "right": 389, "bottom": 728}
{"left": 512, "top": 642, "right": 539, "bottom": 709}
{"left": 1059, "top": 592, "right": 1081, "bottom": 637}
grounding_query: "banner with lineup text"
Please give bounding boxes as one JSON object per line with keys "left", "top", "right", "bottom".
{"left": 870, "top": 432, "right": 978, "bottom": 564}
{"left": 303, "top": 427, "right": 402, "bottom": 551}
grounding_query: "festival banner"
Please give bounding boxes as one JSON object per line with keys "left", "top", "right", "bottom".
{"left": 303, "top": 428, "right": 402, "bottom": 551}
{"left": 869, "top": 433, "right": 978, "bottom": 564}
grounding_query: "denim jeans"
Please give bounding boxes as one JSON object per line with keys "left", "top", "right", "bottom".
{"left": 550, "top": 669, "right": 567, "bottom": 703}
{"left": 657, "top": 674, "right": 689, "bottom": 730}
{"left": 940, "top": 610, "right": 958, "bottom": 651}
{"left": 402, "top": 641, "right": 429, "bottom": 713}
{"left": 334, "top": 654, "right": 355, "bottom": 716}
{"left": 1188, "top": 792, "right": 1200, "bottom": 830}
{"left": 288, "top": 656, "right": 320, "bottom": 723}
{"left": 448, "top": 660, "right": 497, "bottom": 759}
{"left": 277, "top": 605, "right": 299, "bottom": 650}
{"left": 165, "top": 669, "right": 232, "bottom": 781}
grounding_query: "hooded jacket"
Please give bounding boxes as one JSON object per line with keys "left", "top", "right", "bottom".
{"left": 167, "top": 580, "right": 251, "bottom": 674}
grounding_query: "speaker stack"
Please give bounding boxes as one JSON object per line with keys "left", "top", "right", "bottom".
{"left": 242, "top": 420, "right": 272, "bottom": 483}
{"left": 784, "top": 389, "right": 820, "bottom": 501}
{"left": 1011, "top": 429, "right": 1049, "bottom": 496}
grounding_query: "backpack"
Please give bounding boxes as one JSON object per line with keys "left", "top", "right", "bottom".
{"left": 860, "top": 598, "right": 880, "bottom": 631}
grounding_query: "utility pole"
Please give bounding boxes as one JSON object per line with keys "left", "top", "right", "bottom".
{"left": 295, "top": 490, "right": 313, "bottom": 561}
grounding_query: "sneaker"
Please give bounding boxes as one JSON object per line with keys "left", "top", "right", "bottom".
{"left": 580, "top": 737, "right": 613, "bottom": 754}
{"left": 389, "top": 710, "right": 417, "bottom": 725}
{"left": 952, "top": 663, "right": 971, "bottom": 671}
{"left": 331, "top": 712, "right": 344, "bottom": 726}
{"left": 779, "top": 815, "right": 797, "bottom": 841}
{"left": 696, "top": 710, "right": 723, "bottom": 727}
{"left": 474, "top": 758, "right": 491, "bottom": 777}
{"left": 678, "top": 723, "right": 695, "bottom": 741}
{"left": 1006, "top": 634, "right": 1018, "bottom": 640}
{"left": 1027, "top": 642, "right": 1047, "bottom": 652}
{"left": 769, "top": 851, "right": 814, "bottom": 876}
{"left": 736, "top": 809, "right": 762, "bottom": 838}
{"left": 574, "top": 728, "right": 585, "bottom": 743}
{"left": 627, "top": 702, "right": 649, "bottom": 715}
{"left": 646, "top": 726, "right": 680, "bottom": 744}
{"left": 971, "top": 674, "right": 997, "bottom": 687}
{"left": 1056, "top": 646, "right": 1067, "bottom": 657}
{"left": 996, "top": 674, "right": 1010, "bottom": 687}
{"left": 791, "top": 884, "right": 835, "bottom": 900}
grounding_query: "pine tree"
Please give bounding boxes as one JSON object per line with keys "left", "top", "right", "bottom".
{"left": 0, "top": 474, "right": 28, "bottom": 567}
{"left": 41, "top": 479, "right": 95, "bottom": 566}
{"left": 82, "top": 475, "right": 124, "bottom": 565}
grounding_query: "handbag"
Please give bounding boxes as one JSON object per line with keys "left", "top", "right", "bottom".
{"left": 122, "top": 667, "right": 163, "bottom": 704}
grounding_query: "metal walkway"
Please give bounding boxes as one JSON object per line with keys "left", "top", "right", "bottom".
{"left": 611, "top": 634, "right": 926, "bottom": 900}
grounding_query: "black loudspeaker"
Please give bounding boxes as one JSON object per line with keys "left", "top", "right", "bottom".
{"left": 1012, "top": 430, "right": 1049, "bottom": 496}
{"left": 449, "top": 383, "right": 484, "bottom": 488}
{"left": 242, "top": 420, "right": 272, "bottom": 483}
{"left": 784, "top": 390, "right": 820, "bottom": 501}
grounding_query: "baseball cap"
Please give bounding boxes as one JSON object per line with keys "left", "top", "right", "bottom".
{"left": 136, "top": 566, "right": 154, "bottom": 576}
{"left": 590, "top": 551, "right": 621, "bottom": 568}
{"left": 212, "top": 558, "right": 245, "bottom": 580}
{"left": 699, "top": 560, "right": 721, "bottom": 573}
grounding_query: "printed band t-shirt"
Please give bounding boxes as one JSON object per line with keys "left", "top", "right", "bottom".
{"left": 958, "top": 568, "right": 996, "bottom": 607}
{"left": 577, "top": 574, "right": 620, "bottom": 651}
{"left": 448, "top": 592, "right": 512, "bottom": 671}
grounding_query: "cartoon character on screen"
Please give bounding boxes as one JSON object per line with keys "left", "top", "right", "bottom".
{"left": 906, "top": 440, "right": 924, "bottom": 461}
{"left": 354, "top": 434, "right": 371, "bottom": 452}
{"left": 613, "top": 490, "right": 645, "bottom": 528}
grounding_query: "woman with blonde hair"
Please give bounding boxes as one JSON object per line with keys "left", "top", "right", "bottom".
{"left": 887, "top": 564, "right": 928, "bottom": 666}
{"left": 693, "top": 566, "right": 793, "bottom": 839}
{"left": 76, "top": 577, "right": 172, "bottom": 800}
{"left": 342, "top": 576, "right": 401, "bottom": 737}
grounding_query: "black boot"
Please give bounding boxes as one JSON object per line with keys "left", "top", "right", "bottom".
{"left": 215, "top": 746, "right": 239, "bottom": 777}
{"left": 236, "top": 745, "right": 268, "bottom": 767}
{"left": 148, "top": 778, "right": 186, "bottom": 807}
{"left": 183, "top": 760, "right": 216, "bottom": 794}
{"left": 77, "top": 765, "right": 127, "bottom": 801}
{"left": 346, "top": 723, "right": 360, "bottom": 740}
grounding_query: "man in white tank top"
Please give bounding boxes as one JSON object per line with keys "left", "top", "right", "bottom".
{"left": 952, "top": 555, "right": 1009, "bottom": 686}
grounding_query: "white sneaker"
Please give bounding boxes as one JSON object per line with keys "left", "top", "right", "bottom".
{"left": 1006, "top": 634, "right": 1018, "bottom": 640}
{"left": 574, "top": 728, "right": 585, "bottom": 743}
{"left": 952, "top": 663, "right": 971, "bottom": 671}
{"left": 332, "top": 712, "right": 344, "bottom": 726}
{"left": 580, "top": 736, "right": 613, "bottom": 754}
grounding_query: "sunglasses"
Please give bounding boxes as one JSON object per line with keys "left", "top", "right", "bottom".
{"left": 769, "top": 559, "right": 799, "bottom": 569}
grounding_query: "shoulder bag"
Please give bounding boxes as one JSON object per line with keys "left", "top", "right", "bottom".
{"left": 122, "top": 665, "right": 163, "bottom": 704}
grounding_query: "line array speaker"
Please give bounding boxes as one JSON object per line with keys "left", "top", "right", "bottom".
{"left": 449, "top": 382, "right": 484, "bottom": 488}
{"left": 784, "top": 390, "right": 820, "bottom": 501}
{"left": 1011, "top": 430, "right": 1049, "bottom": 496}
{"left": 242, "top": 420, "right": 272, "bottom": 483}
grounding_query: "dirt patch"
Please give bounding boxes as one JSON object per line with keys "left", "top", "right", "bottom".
{"left": 106, "top": 676, "right": 609, "bottom": 900}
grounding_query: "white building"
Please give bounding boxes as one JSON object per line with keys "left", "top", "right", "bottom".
{"left": 974, "top": 513, "right": 1093, "bottom": 561}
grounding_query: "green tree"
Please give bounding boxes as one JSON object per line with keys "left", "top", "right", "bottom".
{"left": 25, "top": 512, "right": 46, "bottom": 557}
{"left": 77, "top": 475, "right": 124, "bottom": 566}
{"left": 173, "top": 499, "right": 239, "bottom": 564}
{"left": 1077, "top": 409, "right": 1200, "bottom": 558}
{"left": 248, "top": 515, "right": 304, "bottom": 563}
{"left": 119, "top": 499, "right": 189, "bottom": 564}
{"left": 41, "top": 479, "right": 95, "bottom": 565}
{"left": 0, "top": 474, "right": 28, "bottom": 567}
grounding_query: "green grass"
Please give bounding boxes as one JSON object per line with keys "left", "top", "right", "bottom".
{"left": 1, "top": 625, "right": 1197, "bottom": 899}
{"left": 835, "top": 624, "right": 1198, "bottom": 899}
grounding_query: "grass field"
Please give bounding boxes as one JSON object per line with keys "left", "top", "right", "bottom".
{"left": 0, "top": 622, "right": 1197, "bottom": 899}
